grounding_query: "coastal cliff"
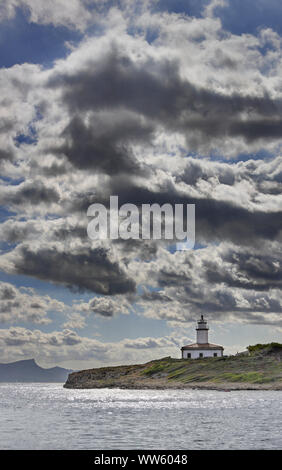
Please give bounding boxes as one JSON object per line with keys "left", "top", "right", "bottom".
{"left": 64, "top": 343, "right": 282, "bottom": 390}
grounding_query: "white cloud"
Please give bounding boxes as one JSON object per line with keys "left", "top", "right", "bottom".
{"left": 0, "top": 281, "right": 65, "bottom": 324}
{"left": 62, "top": 313, "right": 86, "bottom": 329}
{"left": 0, "top": 326, "right": 182, "bottom": 367}
{"left": 1, "top": 0, "right": 282, "bottom": 366}
{"left": 0, "top": 0, "right": 93, "bottom": 31}
{"left": 78, "top": 296, "right": 132, "bottom": 317}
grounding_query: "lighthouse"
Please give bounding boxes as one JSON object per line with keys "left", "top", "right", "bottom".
{"left": 181, "top": 315, "right": 224, "bottom": 359}
{"left": 196, "top": 315, "right": 209, "bottom": 344}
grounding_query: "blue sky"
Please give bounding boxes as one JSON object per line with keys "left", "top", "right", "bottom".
{"left": 157, "top": 0, "right": 282, "bottom": 36}
{"left": 0, "top": 8, "right": 82, "bottom": 68}
{"left": 2, "top": 1, "right": 282, "bottom": 69}
{"left": 1, "top": 0, "right": 282, "bottom": 368}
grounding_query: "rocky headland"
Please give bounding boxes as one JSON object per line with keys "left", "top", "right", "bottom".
{"left": 64, "top": 343, "right": 282, "bottom": 391}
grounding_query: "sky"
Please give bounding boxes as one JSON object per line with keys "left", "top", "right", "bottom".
{"left": 1, "top": 0, "right": 282, "bottom": 369}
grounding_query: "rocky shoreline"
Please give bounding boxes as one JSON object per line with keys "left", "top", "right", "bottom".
{"left": 64, "top": 377, "right": 282, "bottom": 391}
{"left": 64, "top": 349, "right": 282, "bottom": 391}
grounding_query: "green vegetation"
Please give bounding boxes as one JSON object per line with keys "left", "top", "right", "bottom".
{"left": 64, "top": 344, "right": 282, "bottom": 390}
{"left": 140, "top": 352, "right": 282, "bottom": 385}
{"left": 247, "top": 342, "right": 282, "bottom": 355}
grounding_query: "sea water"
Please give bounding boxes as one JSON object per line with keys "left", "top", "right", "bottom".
{"left": 0, "top": 383, "right": 281, "bottom": 449}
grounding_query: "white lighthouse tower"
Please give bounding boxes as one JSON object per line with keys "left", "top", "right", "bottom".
{"left": 196, "top": 315, "right": 209, "bottom": 344}
{"left": 181, "top": 315, "right": 224, "bottom": 359}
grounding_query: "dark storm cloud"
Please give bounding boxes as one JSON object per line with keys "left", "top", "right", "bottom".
{"left": 0, "top": 149, "right": 14, "bottom": 162}
{"left": 32, "top": 160, "right": 70, "bottom": 177}
{"left": 0, "top": 118, "right": 15, "bottom": 162}
{"left": 203, "top": 259, "right": 280, "bottom": 291}
{"left": 47, "top": 49, "right": 184, "bottom": 118}
{"left": 189, "top": 289, "right": 282, "bottom": 316}
{"left": 0, "top": 117, "right": 14, "bottom": 134}
{"left": 217, "top": 250, "right": 282, "bottom": 290}
{"left": 195, "top": 198, "right": 282, "bottom": 245}
{"left": 104, "top": 180, "right": 282, "bottom": 246}
{"left": 157, "top": 268, "right": 193, "bottom": 287}
{"left": 164, "top": 155, "right": 282, "bottom": 197}
{"left": 112, "top": 238, "right": 160, "bottom": 263}
{"left": 48, "top": 45, "right": 282, "bottom": 164}
{"left": 18, "top": 183, "right": 59, "bottom": 204}
{"left": 52, "top": 224, "right": 87, "bottom": 241}
{"left": 51, "top": 113, "right": 152, "bottom": 175}
{"left": 238, "top": 157, "right": 282, "bottom": 196}
{"left": 142, "top": 252, "right": 282, "bottom": 324}
{"left": 2, "top": 181, "right": 60, "bottom": 208}
{"left": 176, "top": 156, "right": 282, "bottom": 196}
{"left": 229, "top": 119, "right": 282, "bottom": 141}
{"left": 175, "top": 158, "right": 236, "bottom": 186}
{"left": 9, "top": 245, "right": 136, "bottom": 295}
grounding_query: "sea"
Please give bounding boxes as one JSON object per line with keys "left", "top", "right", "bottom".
{"left": 0, "top": 383, "right": 281, "bottom": 450}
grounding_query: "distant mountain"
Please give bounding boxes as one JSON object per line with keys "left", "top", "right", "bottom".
{"left": 0, "top": 359, "right": 72, "bottom": 382}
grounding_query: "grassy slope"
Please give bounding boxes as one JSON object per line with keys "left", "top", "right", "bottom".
{"left": 64, "top": 343, "right": 282, "bottom": 390}
{"left": 142, "top": 354, "right": 282, "bottom": 385}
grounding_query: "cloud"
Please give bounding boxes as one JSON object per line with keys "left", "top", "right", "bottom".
{"left": 122, "top": 335, "right": 179, "bottom": 349}
{"left": 0, "top": 180, "right": 60, "bottom": 213}
{"left": 1, "top": 0, "right": 282, "bottom": 359}
{"left": 47, "top": 39, "right": 282, "bottom": 161}
{"left": 134, "top": 243, "right": 282, "bottom": 327}
{"left": 105, "top": 176, "right": 282, "bottom": 247}
{"left": 0, "top": 326, "right": 182, "bottom": 367}
{"left": 51, "top": 112, "right": 152, "bottom": 175}
{"left": 204, "top": 249, "right": 282, "bottom": 291}
{"left": 62, "top": 313, "right": 86, "bottom": 329}
{"left": 0, "top": 0, "right": 93, "bottom": 31}
{"left": 79, "top": 296, "right": 132, "bottom": 317}
{"left": 0, "top": 281, "right": 65, "bottom": 324}
{"left": 0, "top": 243, "right": 136, "bottom": 295}
{"left": 0, "top": 326, "right": 109, "bottom": 364}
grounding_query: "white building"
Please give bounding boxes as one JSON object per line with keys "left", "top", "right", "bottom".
{"left": 181, "top": 315, "right": 224, "bottom": 359}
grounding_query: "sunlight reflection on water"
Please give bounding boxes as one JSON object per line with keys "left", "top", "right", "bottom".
{"left": 0, "top": 383, "right": 281, "bottom": 449}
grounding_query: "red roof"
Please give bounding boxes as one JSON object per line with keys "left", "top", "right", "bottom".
{"left": 181, "top": 343, "right": 224, "bottom": 350}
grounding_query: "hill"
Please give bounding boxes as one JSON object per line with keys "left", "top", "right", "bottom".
{"left": 0, "top": 359, "right": 72, "bottom": 382}
{"left": 64, "top": 343, "right": 282, "bottom": 390}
